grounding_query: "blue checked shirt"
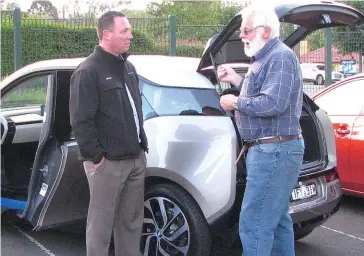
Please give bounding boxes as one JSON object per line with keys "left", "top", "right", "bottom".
{"left": 235, "top": 37, "right": 303, "bottom": 141}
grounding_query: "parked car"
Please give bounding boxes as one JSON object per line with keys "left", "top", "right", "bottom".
{"left": 300, "top": 63, "right": 344, "bottom": 85}
{"left": 313, "top": 73, "right": 364, "bottom": 198}
{"left": 1, "top": 1, "right": 363, "bottom": 255}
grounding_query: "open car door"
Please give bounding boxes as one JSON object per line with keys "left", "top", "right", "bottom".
{"left": 198, "top": 0, "right": 364, "bottom": 71}
{"left": 20, "top": 71, "right": 89, "bottom": 230}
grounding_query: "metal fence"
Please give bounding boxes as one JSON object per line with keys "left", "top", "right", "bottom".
{"left": 0, "top": 11, "right": 224, "bottom": 77}
{"left": 1, "top": 12, "right": 14, "bottom": 77}
{"left": 1, "top": 9, "right": 363, "bottom": 98}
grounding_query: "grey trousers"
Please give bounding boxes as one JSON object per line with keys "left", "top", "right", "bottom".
{"left": 83, "top": 149, "right": 146, "bottom": 256}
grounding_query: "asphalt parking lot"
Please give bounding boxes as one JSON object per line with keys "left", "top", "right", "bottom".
{"left": 1, "top": 195, "right": 363, "bottom": 256}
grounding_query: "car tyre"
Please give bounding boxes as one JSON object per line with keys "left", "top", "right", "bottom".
{"left": 141, "top": 183, "right": 211, "bottom": 256}
{"left": 316, "top": 74, "right": 324, "bottom": 85}
{"left": 294, "top": 228, "right": 314, "bottom": 241}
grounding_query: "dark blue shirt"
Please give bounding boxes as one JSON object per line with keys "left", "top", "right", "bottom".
{"left": 236, "top": 37, "right": 303, "bottom": 141}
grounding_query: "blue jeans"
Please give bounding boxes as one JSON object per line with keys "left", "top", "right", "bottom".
{"left": 239, "top": 138, "right": 305, "bottom": 256}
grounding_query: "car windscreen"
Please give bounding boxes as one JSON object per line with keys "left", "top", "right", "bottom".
{"left": 140, "top": 81, "right": 226, "bottom": 120}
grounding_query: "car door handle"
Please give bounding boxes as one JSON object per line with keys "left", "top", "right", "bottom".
{"left": 336, "top": 127, "right": 350, "bottom": 135}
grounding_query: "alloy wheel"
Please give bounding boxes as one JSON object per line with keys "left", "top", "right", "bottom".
{"left": 141, "top": 197, "right": 190, "bottom": 256}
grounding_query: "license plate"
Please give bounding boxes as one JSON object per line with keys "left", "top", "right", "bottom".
{"left": 291, "top": 184, "right": 317, "bottom": 201}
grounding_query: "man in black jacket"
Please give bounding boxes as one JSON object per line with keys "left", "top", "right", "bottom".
{"left": 69, "top": 11, "right": 148, "bottom": 256}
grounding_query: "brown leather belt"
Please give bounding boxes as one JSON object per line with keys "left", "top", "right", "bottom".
{"left": 234, "top": 135, "right": 301, "bottom": 166}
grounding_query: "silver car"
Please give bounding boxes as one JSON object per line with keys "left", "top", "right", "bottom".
{"left": 1, "top": 1, "right": 363, "bottom": 255}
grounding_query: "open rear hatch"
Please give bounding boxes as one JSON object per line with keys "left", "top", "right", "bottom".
{"left": 198, "top": 0, "right": 364, "bottom": 71}
{"left": 197, "top": 1, "right": 364, "bottom": 172}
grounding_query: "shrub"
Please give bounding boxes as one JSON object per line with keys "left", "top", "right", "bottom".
{"left": 150, "top": 44, "right": 204, "bottom": 58}
{"left": 130, "top": 30, "right": 155, "bottom": 54}
{"left": 0, "top": 19, "right": 155, "bottom": 76}
{"left": 152, "top": 45, "right": 169, "bottom": 55}
{"left": 176, "top": 45, "right": 204, "bottom": 57}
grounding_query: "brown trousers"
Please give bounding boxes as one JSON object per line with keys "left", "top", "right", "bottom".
{"left": 83, "top": 149, "right": 146, "bottom": 256}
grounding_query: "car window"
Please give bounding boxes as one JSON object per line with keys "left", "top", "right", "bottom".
{"left": 315, "top": 79, "right": 364, "bottom": 115}
{"left": 317, "top": 65, "right": 325, "bottom": 71}
{"left": 1, "top": 75, "right": 50, "bottom": 109}
{"left": 140, "top": 81, "right": 225, "bottom": 119}
{"left": 279, "top": 22, "right": 300, "bottom": 42}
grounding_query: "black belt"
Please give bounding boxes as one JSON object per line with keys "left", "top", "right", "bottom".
{"left": 234, "top": 135, "right": 301, "bottom": 166}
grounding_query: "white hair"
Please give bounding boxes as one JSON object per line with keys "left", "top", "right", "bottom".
{"left": 240, "top": 4, "right": 280, "bottom": 39}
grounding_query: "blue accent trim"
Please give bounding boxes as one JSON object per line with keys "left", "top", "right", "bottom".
{"left": 1, "top": 197, "right": 26, "bottom": 210}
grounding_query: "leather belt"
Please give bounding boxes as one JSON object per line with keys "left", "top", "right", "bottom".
{"left": 234, "top": 135, "right": 301, "bottom": 166}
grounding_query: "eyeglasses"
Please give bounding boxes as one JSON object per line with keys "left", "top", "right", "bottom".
{"left": 239, "top": 25, "right": 265, "bottom": 35}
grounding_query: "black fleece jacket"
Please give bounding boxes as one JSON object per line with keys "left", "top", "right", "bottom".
{"left": 69, "top": 46, "right": 148, "bottom": 164}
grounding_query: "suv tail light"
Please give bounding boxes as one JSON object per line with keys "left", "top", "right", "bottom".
{"left": 325, "top": 172, "right": 338, "bottom": 183}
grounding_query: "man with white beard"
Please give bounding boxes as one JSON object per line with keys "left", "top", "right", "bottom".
{"left": 218, "top": 5, "right": 304, "bottom": 256}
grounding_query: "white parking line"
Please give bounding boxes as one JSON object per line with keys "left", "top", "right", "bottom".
{"left": 14, "top": 225, "right": 56, "bottom": 256}
{"left": 321, "top": 225, "right": 364, "bottom": 242}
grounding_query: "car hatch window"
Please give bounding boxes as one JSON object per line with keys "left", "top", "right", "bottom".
{"left": 279, "top": 22, "right": 300, "bottom": 42}
{"left": 140, "top": 81, "right": 225, "bottom": 119}
{"left": 315, "top": 79, "right": 364, "bottom": 115}
{"left": 317, "top": 65, "right": 325, "bottom": 71}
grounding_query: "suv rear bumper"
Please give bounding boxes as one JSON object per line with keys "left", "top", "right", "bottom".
{"left": 209, "top": 170, "right": 342, "bottom": 242}
{"left": 290, "top": 179, "right": 341, "bottom": 225}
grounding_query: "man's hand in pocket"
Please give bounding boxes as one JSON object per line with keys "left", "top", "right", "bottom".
{"left": 94, "top": 157, "right": 105, "bottom": 169}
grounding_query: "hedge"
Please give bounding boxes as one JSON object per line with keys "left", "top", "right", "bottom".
{"left": 1, "top": 19, "right": 206, "bottom": 76}
{"left": 176, "top": 45, "right": 205, "bottom": 57}
{"left": 153, "top": 45, "right": 205, "bottom": 57}
{"left": 1, "top": 20, "right": 154, "bottom": 76}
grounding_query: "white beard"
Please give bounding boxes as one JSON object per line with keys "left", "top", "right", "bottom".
{"left": 243, "top": 34, "right": 266, "bottom": 57}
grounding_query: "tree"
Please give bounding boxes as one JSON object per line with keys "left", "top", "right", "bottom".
{"left": 146, "top": 0, "right": 251, "bottom": 25}
{"left": 217, "top": 1, "right": 249, "bottom": 25}
{"left": 62, "top": 0, "right": 131, "bottom": 20}
{"left": 145, "top": 1, "right": 253, "bottom": 41}
{"left": 305, "top": 30, "right": 325, "bottom": 52}
{"left": 147, "top": 1, "right": 220, "bottom": 25}
{"left": 84, "top": 0, "right": 131, "bottom": 19}
{"left": 124, "top": 9, "right": 149, "bottom": 18}
{"left": 60, "top": 0, "right": 81, "bottom": 19}
{"left": 0, "top": 0, "right": 19, "bottom": 11}
{"left": 28, "top": 0, "right": 59, "bottom": 19}
{"left": 146, "top": 1, "right": 225, "bottom": 42}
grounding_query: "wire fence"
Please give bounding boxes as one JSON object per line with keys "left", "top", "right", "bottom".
{"left": 1, "top": 11, "right": 363, "bottom": 97}
{"left": 1, "top": 13, "right": 226, "bottom": 77}
{"left": 1, "top": 12, "right": 14, "bottom": 78}
{"left": 297, "top": 29, "right": 363, "bottom": 96}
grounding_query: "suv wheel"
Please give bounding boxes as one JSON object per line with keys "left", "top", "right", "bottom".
{"left": 141, "top": 184, "right": 211, "bottom": 256}
{"left": 316, "top": 74, "right": 324, "bottom": 85}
